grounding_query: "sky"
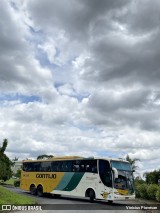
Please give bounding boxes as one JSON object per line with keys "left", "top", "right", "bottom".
{"left": 0, "top": 0, "right": 160, "bottom": 176}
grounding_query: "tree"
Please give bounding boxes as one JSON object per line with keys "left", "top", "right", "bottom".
{"left": 0, "top": 139, "right": 12, "bottom": 181}
{"left": 15, "top": 169, "right": 21, "bottom": 178}
{"left": 12, "top": 157, "right": 19, "bottom": 166}
{"left": 144, "top": 169, "right": 160, "bottom": 184}
{"left": 37, "top": 154, "right": 54, "bottom": 160}
{"left": 0, "top": 138, "right": 8, "bottom": 153}
{"left": 12, "top": 157, "right": 19, "bottom": 161}
{"left": 126, "top": 154, "right": 140, "bottom": 171}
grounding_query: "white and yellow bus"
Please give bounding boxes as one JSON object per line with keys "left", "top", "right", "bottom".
{"left": 20, "top": 156, "right": 135, "bottom": 203}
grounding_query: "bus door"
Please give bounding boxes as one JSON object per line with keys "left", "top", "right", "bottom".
{"left": 98, "top": 160, "right": 113, "bottom": 200}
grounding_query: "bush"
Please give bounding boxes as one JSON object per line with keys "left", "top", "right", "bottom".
{"left": 138, "top": 183, "right": 148, "bottom": 199}
{"left": 135, "top": 180, "right": 146, "bottom": 198}
{"left": 135, "top": 184, "right": 141, "bottom": 198}
{"left": 135, "top": 182, "right": 160, "bottom": 201}
{"left": 156, "top": 186, "right": 160, "bottom": 202}
{"left": 14, "top": 180, "right": 20, "bottom": 187}
{"left": 147, "top": 184, "right": 159, "bottom": 200}
{"left": 135, "top": 179, "right": 145, "bottom": 185}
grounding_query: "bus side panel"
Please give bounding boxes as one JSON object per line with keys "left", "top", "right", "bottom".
{"left": 52, "top": 172, "right": 84, "bottom": 196}
{"left": 20, "top": 171, "right": 65, "bottom": 193}
{"left": 52, "top": 172, "right": 101, "bottom": 198}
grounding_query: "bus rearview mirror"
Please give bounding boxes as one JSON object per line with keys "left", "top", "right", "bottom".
{"left": 112, "top": 167, "right": 118, "bottom": 179}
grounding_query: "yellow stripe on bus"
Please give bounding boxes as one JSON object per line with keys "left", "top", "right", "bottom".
{"left": 21, "top": 172, "right": 65, "bottom": 193}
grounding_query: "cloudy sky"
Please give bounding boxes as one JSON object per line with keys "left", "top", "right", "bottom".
{"left": 0, "top": 0, "right": 160, "bottom": 175}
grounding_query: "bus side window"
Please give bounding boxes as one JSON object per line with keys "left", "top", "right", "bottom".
{"left": 66, "top": 161, "right": 73, "bottom": 172}
{"left": 51, "top": 162, "right": 57, "bottom": 172}
{"left": 72, "top": 161, "right": 77, "bottom": 172}
{"left": 61, "top": 161, "right": 73, "bottom": 172}
{"left": 23, "top": 163, "right": 29, "bottom": 171}
{"left": 86, "top": 164, "right": 92, "bottom": 172}
{"left": 79, "top": 164, "right": 85, "bottom": 172}
{"left": 85, "top": 160, "right": 97, "bottom": 173}
{"left": 52, "top": 161, "right": 63, "bottom": 172}
{"left": 33, "top": 162, "right": 41, "bottom": 171}
{"left": 73, "top": 164, "right": 79, "bottom": 172}
{"left": 27, "top": 163, "right": 33, "bottom": 171}
{"left": 41, "top": 162, "right": 51, "bottom": 172}
{"left": 61, "top": 162, "right": 66, "bottom": 171}
{"left": 92, "top": 165, "right": 97, "bottom": 173}
{"left": 72, "top": 160, "right": 97, "bottom": 173}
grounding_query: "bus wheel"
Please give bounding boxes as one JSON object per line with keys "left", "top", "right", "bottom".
{"left": 30, "top": 185, "right": 37, "bottom": 195}
{"left": 89, "top": 189, "right": 95, "bottom": 203}
{"left": 37, "top": 185, "right": 43, "bottom": 197}
{"left": 108, "top": 200, "right": 113, "bottom": 204}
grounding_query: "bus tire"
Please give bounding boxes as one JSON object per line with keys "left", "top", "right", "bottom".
{"left": 89, "top": 189, "right": 95, "bottom": 203}
{"left": 30, "top": 184, "right": 37, "bottom": 195}
{"left": 108, "top": 200, "right": 113, "bottom": 204}
{"left": 37, "top": 185, "right": 43, "bottom": 197}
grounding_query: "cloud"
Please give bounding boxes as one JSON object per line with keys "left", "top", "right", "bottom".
{"left": 118, "top": 0, "right": 160, "bottom": 35}
{"left": 0, "top": 0, "right": 160, "bottom": 175}
{"left": 26, "top": 0, "right": 129, "bottom": 38}
{"left": 0, "top": 0, "right": 53, "bottom": 95}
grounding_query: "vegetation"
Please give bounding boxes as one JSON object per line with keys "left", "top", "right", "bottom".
{"left": 144, "top": 169, "right": 160, "bottom": 184}
{"left": 15, "top": 169, "right": 21, "bottom": 178}
{"left": 135, "top": 180, "right": 160, "bottom": 202}
{"left": 12, "top": 157, "right": 19, "bottom": 166}
{"left": 37, "top": 154, "right": 54, "bottom": 160}
{"left": 2, "top": 178, "right": 15, "bottom": 186}
{"left": 0, "top": 185, "right": 36, "bottom": 204}
{"left": 0, "top": 139, "right": 12, "bottom": 181}
{"left": 147, "top": 184, "right": 159, "bottom": 200}
{"left": 14, "top": 180, "right": 20, "bottom": 187}
{"left": 136, "top": 183, "right": 148, "bottom": 199}
{"left": 126, "top": 154, "right": 140, "bottom": 171}
{"left": 126, "top": 156, "right": 160, "bottom": 202}
{"left": 156, "top": 187, "right": 160, "bottom": 202}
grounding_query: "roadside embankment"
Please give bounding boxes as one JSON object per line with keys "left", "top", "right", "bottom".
{"left": 0, "top": 185, "right": 36, "bottom": 205}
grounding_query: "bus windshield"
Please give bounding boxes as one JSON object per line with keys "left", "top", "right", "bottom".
{"left": 111, "top": 160, "right": 134, "bottom": 194}
{"left": 111, "top": 161, "right": 132, "bottom": 171}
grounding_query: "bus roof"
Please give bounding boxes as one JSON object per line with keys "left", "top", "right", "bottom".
{"left": 22, "top": 156, "right": 129, "bottom": 163}
{"left": 22, "top": 156, "right": 83, "bottom": 162}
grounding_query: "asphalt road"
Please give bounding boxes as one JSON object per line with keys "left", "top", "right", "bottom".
{"left": 2, "top": 186, "right": 159, "bottom": 213}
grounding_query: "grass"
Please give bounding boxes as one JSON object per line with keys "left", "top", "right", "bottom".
{"left": 0, "top": 185, "right": 36, "bottom": 204}
{"left": 0, "top": 178, "right": 20, "bottom": 187}
{"left": 2, "top": 178, "right": 15, "bottom": 185}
